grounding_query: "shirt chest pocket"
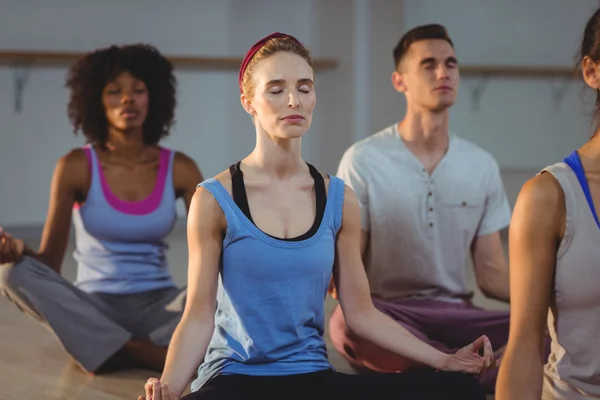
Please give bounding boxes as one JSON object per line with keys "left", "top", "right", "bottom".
{"left": 437, "top": 190, "right": 486, "bottom": 231}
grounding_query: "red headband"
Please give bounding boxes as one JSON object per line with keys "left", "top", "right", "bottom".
{"left": 238, "top": 32, "right": 303, "bottom": 94}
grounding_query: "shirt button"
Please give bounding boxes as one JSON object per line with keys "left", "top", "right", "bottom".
{"left": 429, "top": 207, "right": 433, "bottom": 212}
{"left": 429, "top": 222, "right": 434, "bottom": 227}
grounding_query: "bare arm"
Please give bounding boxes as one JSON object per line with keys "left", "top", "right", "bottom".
{"left": 471, "top": 231, "right": 510, "bottom": 302}
{"left": 327, "top": 228, "right": 368, "bottom": 300}
{"left": 173, "top": 151, "right": 204, "bottom": 213}
{"left": 471, "top": 156, "right": 512, "bottom": 303}
{"left": 159, "top": 186, "right": 223, "bottom": 398}
{"left": 333, "top": 186, "right": 491, "bottom": 372}
{"left": 360, "top": 229, "right": 369, "bottom": 259}
{"left": 27, "top": 150, "right": 87, "bottom": 273}
{"left": 495, "top": 173, "right": 563, "bottom": 399}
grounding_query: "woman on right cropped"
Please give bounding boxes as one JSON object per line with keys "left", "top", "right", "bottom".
{"left": 496, "top": 7, "right": 600, "bottom": 400}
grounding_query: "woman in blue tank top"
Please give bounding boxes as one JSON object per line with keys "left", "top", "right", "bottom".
{"left": 139, "top": 33, "right": 493, "bottom": 400}
{"left": 0, "top": 44, "right": 203, "bottom": 374}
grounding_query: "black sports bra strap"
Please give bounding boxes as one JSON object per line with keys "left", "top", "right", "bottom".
{"left": 228, "top": 161, "right": 327, "bottom": 241}
{"left": 229, "top": 161, "right": 254, "bottom": 222}
{"left": 307, "top": 163, "right": 326, "bottom": 218}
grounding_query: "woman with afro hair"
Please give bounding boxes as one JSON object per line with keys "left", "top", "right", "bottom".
{"left": 0, "top": 43, "right": 204, "bottom": 375}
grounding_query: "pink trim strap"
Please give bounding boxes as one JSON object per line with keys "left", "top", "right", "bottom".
{"left": 84, "top": 146, "right": 170, "bottom": 215}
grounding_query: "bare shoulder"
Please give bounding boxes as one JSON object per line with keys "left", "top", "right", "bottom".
{"left": 512, "top": 172, "right": 565, "bottom": 238}
{"left": 517, "top": 172, "right": 565, "bottom": 212}
{"left": 173, "top": 150, "right": 200, "bottom": 172}
{"left": 60, "top": 147, "right": 88, "bottom": 168}
{"left": 188, "top": 167, "right": 233, "bottom": 230}
{"left": 55, "top": 148, "right": 90, "bottom": 190}
{"left": 173, "top": 150, "right": 204, "bottom": 185}
{"left": 213, "top": 168, "right": 233, "bottom": 196}
{"left": 190, "top": 183, "right": 227, "bottom": 233}
{"left": 193, "top": 167, "right": 232, "bottom": 209}
{"left": 191, "top": 185, "right": 222, "bottom": 214}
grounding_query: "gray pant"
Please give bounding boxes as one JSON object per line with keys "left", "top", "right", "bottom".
{"left": 0, "top": 256, "right": 187, "bottom": 373}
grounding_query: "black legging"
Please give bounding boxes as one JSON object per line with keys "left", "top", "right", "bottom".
{"left": 182, "top": 369, "right": 486, "bottom": 400}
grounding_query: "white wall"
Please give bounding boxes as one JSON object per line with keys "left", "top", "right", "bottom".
{"left": 3, "top": 0, "right": 600, "bottom": 228}
{"left": 402, "top": 0, "right": 600, "bottom": 206}
{"left": 0, "top": 0, "right": 405, "bottom": 227}
{"left": 402, "top": 0, "right": 600, "bottom": 170}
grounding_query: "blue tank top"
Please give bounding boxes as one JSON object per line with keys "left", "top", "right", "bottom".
{"left": 191, "top": 174, "right": 346, "bottom": 391}
{"left": 72, "top": 145, "right": 178, "bottom": 294}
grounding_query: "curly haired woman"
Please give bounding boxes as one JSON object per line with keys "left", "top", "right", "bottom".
{"left": 0, "top": 43, "right": 203, "bottom": 375}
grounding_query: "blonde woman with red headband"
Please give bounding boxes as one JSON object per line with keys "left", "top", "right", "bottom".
{"left": 138, "top": 32, "right": 494, "bottom": 400}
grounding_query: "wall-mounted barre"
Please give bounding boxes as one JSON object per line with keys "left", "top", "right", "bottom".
{"left": 458, "top": 65, "right": 580, "bottom": 111}
{"left": 0, "top": 50, "right": 339, "bottom": 70}
{"left": 0, "top": 50, "right": 339, "bottom": 113}
{"left": 460, "top": 65, "right": 579, "bottom": 78}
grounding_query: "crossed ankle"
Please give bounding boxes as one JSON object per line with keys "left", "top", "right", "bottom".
{"left": 124, "top": 337, "right": 168, "bottom": 372}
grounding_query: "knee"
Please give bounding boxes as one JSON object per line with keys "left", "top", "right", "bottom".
{"left": 0, "top": 263, "right": 19, "bottom": 293}
{"left": 0, "top": 257, "right": 34, "bottom": 293}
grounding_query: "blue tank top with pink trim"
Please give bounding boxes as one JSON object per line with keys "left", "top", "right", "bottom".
{"left": 72, "top": 145, "right": 178, "bottom": 294}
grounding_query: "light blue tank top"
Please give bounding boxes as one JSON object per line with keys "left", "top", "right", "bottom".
{"left": 72, "top": 145, "right": 178, "bottom": 294}
{"left": 191, "top": 174, "right": 346, "bottom": 391}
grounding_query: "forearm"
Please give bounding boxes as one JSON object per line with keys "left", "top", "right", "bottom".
{"left": 160, "top": 316, "right": 215, "bottom": 397}
{"left": 347, "top": 306, "right": 448, "bottom": 370}
{"left": 496, "top": 346, "right": 544, "bottom": 400}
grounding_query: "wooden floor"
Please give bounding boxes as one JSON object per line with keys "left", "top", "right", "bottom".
{"left": 0, "top": 226, "right": 504, "bottom": 399}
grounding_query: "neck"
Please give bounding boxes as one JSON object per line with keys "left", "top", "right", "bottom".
{"left": 579, "top": 130, "right": 600, "bottom": 167}
{"left": 397, "top": 105, "right": 449, "bottom": 152}
{"left": 246, "top": 127, "right": 306, "bottom": 179}
{"left": 104, "top": 127, "right": 147, "bottom": 159}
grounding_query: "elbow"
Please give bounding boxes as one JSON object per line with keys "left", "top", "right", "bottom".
{"left": 48, "top": 260, "right": 62, "bottom": 274}
{"left": 475, "top": 273, "right": 491, "bottom": 296}
{"left": 474, "top": 260, "right": 510, "bottom": 302}
{"left": 476, "top": 274, "right": 502, "bottom": 301}
{"left": 344, "top": 302, "right": 376, "bottom": 338}
{"left": 33, "top": 251, "right": 61, "bottom": 274}
{"left": 477, "top": 281, "right": 495, "bottom": 299}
